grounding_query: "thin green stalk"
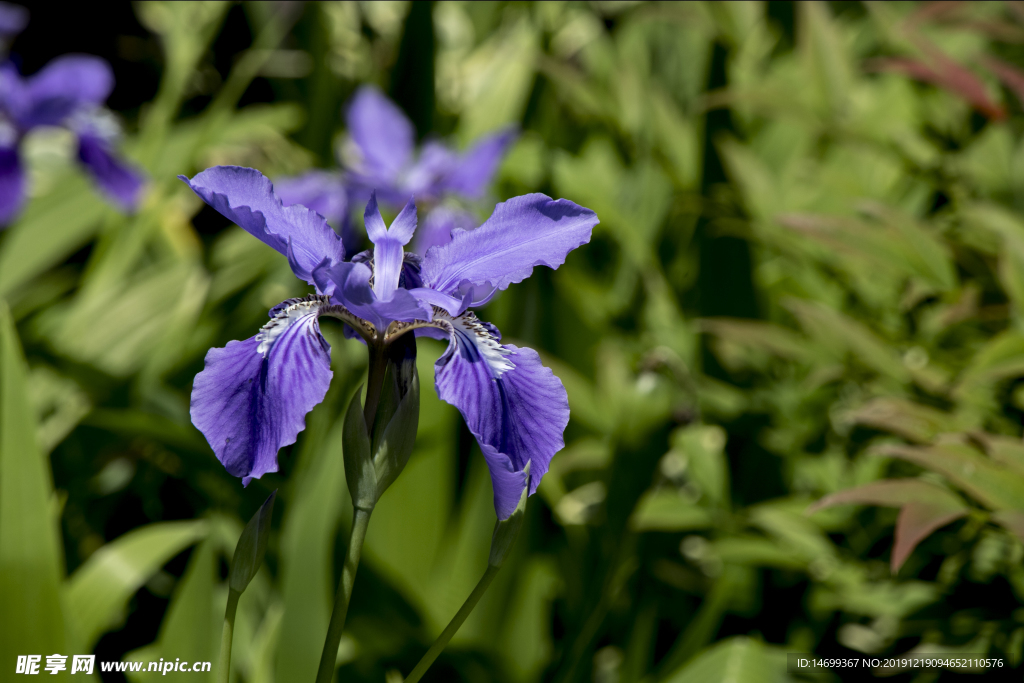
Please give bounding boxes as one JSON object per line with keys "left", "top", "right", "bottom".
{"left": 217, "top": 588, "right": 241, "bottom": 683}
{"left": 403, "top": 565, "right": 501, "bottom": 683}
{"left": 315, "top": 507, "right": 372, "bottom": 683}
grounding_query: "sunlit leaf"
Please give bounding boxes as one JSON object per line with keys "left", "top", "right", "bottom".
{"left": 65, "top": 520, "right": 208, "bottom": 649}
{"left": 0, "top": 302, "right": 65, "bottom": 661}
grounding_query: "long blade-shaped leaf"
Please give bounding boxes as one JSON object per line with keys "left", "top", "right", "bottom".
{"left": 64, "top": 520, "right": 208, "bottom": 649}
{"left": 0, "top": 301, "right": 65, "bottom": 659}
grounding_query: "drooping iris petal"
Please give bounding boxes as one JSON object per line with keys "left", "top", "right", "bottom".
{"left": 0, "top": 144, "right": 24, "bottom": 226}
{"left": 77, "top": 132, "right": 144, "bottom": 211}
{"left": 275, "top": 170, "right": 348, "bottom": 232}
{"left": 414, "top": 205, "right": 477, "bottom": 254}
{"left": 190, "top": 298, "right": 333, "bottom": 484}
{"left": 433, "top": 313, "right": 569, "bottom": 519}
{"left": 402, "top": 141, "right": 456, "bottom": 197}
{"left": 181, "top": 166, "right": 345, "bottom": 284}
{"left": 438, "top": 129, "right": 516, "bottom": 199}
{"left": 18, "top": 55, "right": 113, "bottom": 128}
{"left": 421, "top": 193, "right": 598, "bottom": 295}
{"left": 346, "top": 85, "right": 414, "bottom": 181}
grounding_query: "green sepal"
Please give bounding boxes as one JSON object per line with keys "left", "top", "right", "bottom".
{"left": 343, "top": 384, "right": 376, "bottom": 511}
{"left": 488, "top": 461, "right": 530, "bottom": 568}
{"left": 228, "top": 490, "right": 276, "bottom": 593}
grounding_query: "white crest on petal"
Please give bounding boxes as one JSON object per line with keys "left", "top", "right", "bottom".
{"left": 434, "top": 308, "right": 514, "bottom": 376}
{"left": 256, "top": 295, "right": 329, "bottom": 357}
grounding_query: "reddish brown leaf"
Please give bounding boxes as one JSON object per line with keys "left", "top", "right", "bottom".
{"left": 992, "top": 510, "right": 1024, "bottom": 544}
{"left": 980, "top": 55, "right": 1024, "bottom": 108}
{"left": 893, "top": 502, "right": 967, "bottom": 572}
{"left": 807, "top": 479, "right": 966, "bottom": 514}
{"left": 869, "top": 46, "right": 1006, "bottom": 120}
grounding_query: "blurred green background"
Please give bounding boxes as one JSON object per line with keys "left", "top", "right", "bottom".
{"left": 7, "top": 1, "right": 1024, "bottom": 681}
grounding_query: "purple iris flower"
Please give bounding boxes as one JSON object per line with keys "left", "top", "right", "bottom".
{"left": 275, "top": 85, "right": 514, "bottom": 253}
{"left": 0, "top": 51, "right": 144, "bottom": 225}
{"left": 182, "top": 165, "right": 598, "bottom": 520}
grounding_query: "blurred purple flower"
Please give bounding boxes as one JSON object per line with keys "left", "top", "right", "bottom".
{"left": 182, "top": 166, "right": 598, "bottom": 519}
{"left": 0, "top": 3, "right": 27, "bottom": 40}
{"left": 276, "top": 85, "right": 515, "bottom": 252}
{"left": 0, "top": 51, "right": 144, "bottom": 225}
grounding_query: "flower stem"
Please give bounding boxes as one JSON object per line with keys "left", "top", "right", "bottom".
{"left": 403, "top": 565, "right": 501, "bottom": 683}
{"left": 315, "top": 507, "right": 372, "bottom": 683}
{"left": 217, "top": 588, "right": 240, "bottom": 683}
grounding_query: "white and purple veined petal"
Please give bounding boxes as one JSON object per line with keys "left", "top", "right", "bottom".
{"left": 180, "top": 166, "right": 346, "bottom": 285}
{"left": 190, "top": 296, "right": 335, "bottom": 484}
{"left": 432, "top": 310, "right": 569, "bottom": 520}
{"left": 420, "top": 193, "right": 598, "bottom": 296}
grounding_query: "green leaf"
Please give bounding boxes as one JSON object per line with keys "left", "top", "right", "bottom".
{"left": 0, "top": 173, "right": 106, "bottom": 299}
{"left": 0, "top": 301, "right": 65, "bottom": 660}
{"left": 342, "top": 386, "right": 375, "bottom": 510}
{"left": 630, "top": 491, "right": 714, "bottom": 532}
{"left": 879, "top": 441, "right": 1024, "bottom": 511}
{"left": 275, "top": 419, "right": 348, "bottom": 683}
{"left": 65, "top": 520, "right": 208, "bottom": 649}
{"left": 125, "top": 539, "right": 218, "bottom": 681}
{"left": 229, "top": 491, "right": 276, "bottom": 594}
{"left": 663, "top": 636, "right": 789, "bottom": 683}
{"left": 840, "top": 398, "right": 953, "bottom": 443}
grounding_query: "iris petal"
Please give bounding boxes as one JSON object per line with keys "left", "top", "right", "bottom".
{"left": 77, "top": 132, "right": 144, "bottom": 211}
{"left": 0, "top": 145, "right": 25, "bottom": 226}
{"left": 19, "top": 55, "right": 113, "bottom": 128}
{"left": 433, "top": 313, "right": 569, "bottom": 519}
{"left": 421, "top": 193, "right": 598, "bottom": 295}
{"left": 190, "top": 298, "right": 333, "bottom": 484}
{"left": 347, "top": 85, "right": 414, "bottom": 181}
{"left": 438, "top": 129, "right": 517, "bottom": 199}
{"left": 181, "top": 166, "right": 345, "bottom": 285}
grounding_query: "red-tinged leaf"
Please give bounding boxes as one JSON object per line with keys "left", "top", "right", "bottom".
{"left": 807, "top": 479, "right": 966, "bottom": 514}
{"left": 892, "top": 502, "right": 967, "bottom": 572}
{"left": 841, "top": 398, "right": 951, "bottom": 444}
{"left": 869, "top": 53, "right": 1005, "bottom": 120}
{"left": 992, "top": 510, "right": 1024, "bottom": 544}
{"left": 877, "top": 441, "right": 1024, "bottom": 510}
{"left": 807, "top": 479, "right": 968, "bottom": 573}
{"left": 980, "top": 56, "right": 1024, "bottom": 108}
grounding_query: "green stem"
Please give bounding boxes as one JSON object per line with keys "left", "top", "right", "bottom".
{"left": 315, "top": 507, "right": 372, "bottom": 683}
{"left": 217, "top": 588, "right": 240, "bottom": 683}
{"left": 403, "top": 565, "right": 501, "bottom": 683}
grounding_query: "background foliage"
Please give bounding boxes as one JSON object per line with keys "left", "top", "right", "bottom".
{"left": 6, "top": 1, "right": 1024, "bottom": 681}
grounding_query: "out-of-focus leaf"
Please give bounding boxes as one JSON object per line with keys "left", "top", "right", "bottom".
{"left": 955, "top": 331, "right": 1024, "bottom": 396}
{"left": 496, "top": 558, "right": 559, "bottom": 683}
{"left": 65, "top": 520, "right": 208, "bottom": 649}
{"left": 457, "top": 17, "right": 537, "bottom": 143}
{"left": 27, "top": 365, "right": 91, "bottom": 454}
{"left": 785, "top": 298, "right": 909, "bottom": 383}
{"left": 798, "top": 0, "right": 853, "bottom": 117}
{"left": 0, "top": 173, "right": 106, "bottom": 298}
{"left": 276, "top": 419, "right": 347, "bottom": 683}
{"left": 808, "top": 478, "right": 969, "bottom": 572}
{"left": 992, "top": 511, "right": 1024, "bottom": 544}
{"left": 840, "top": 397, "right": 952, "bottom": 443}
{"left": 125, "top": 539, "right": 218, "bottom": 681}
{"left": 0, "top": 302, "right": 65, "bottom": 661}
{"left": 711, "top": 538, "right": 805, "bottom": 570}
{"left": 662, "top": 635, "right": 789, "bottom": 683}
{"left": 630, "top": 491, "right": 714, "bottom": 532}
{"left": 671, "top": 425, "right": 729, "bottom": 508}
{"left": 698, "top": 318, "right": 820, "bottom": 363}
{"left": 971, "top": 432, "right": 1024, "bottom": 478}
{"left": 878, "top": 441, "right": 1024, "bottom": 511}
